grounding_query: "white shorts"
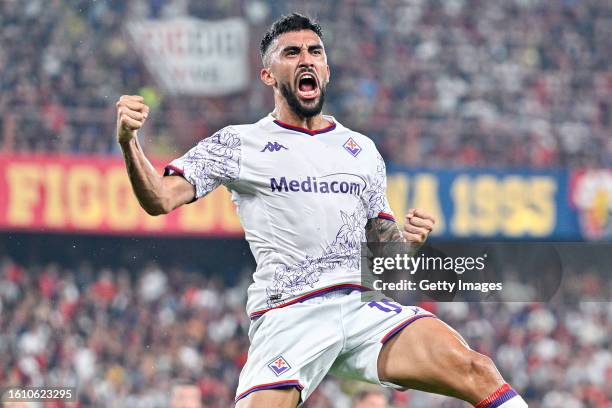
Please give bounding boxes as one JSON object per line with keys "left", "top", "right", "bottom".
{"left": 235, "top": 289, "right": 436, "bottom": 405}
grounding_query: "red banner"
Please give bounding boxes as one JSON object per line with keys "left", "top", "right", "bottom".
{"left": 0, "top": 154, "right": 243, "bottom": 236}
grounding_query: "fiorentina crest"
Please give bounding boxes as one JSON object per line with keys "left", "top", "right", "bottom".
{"left": 267, "top": 355, "right": 291, "bottom": 376}
{"left": 343, "top": 137, "right": 362, "bottom": 157}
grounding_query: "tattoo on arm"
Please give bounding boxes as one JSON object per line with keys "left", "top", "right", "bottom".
{"left": 365, "top": 218, "right": 421, "bottom": 262}
{"left": 365, "top": 218, "right": 405, "bottom": 243}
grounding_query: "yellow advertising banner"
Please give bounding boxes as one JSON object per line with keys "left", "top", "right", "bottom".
{"left": 0, "top": 154, "right": 242, "bottom": 236}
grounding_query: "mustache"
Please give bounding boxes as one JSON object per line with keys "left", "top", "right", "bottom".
{"left": 280, "top": 82, "right": 326, "bottom": 119}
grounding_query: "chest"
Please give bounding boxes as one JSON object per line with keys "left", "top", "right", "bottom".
{"left": 242, "top": 132, "right": 371, "bottom": 184}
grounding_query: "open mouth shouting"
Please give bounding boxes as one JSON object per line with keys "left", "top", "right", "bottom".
{"left": 295, "top": 71, "right": 320, "bottom": 101}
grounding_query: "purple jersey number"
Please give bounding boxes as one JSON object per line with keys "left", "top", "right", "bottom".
{"left": 368, "top": 299, "right": 403, "bottom": 314}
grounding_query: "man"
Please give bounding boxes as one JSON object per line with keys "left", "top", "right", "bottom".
{"left": 169, "top": 382, "right": 202, "bottom": 408}
{"left": 116, "top": 13, "right": 527, "bottom": 408}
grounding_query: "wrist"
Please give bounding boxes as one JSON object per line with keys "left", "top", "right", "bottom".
{"left": 119, "top": 137, "right": 137, "bottom": 149}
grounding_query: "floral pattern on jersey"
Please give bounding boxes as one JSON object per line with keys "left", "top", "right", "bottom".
{"left": 166, "top": 127, "right": 241, "bottom": 198}
{"left": 265, "top": 204, "right": 367, "bottom": 307}
{"left": 363, "top": 152, "right": 391, "bottom": 219}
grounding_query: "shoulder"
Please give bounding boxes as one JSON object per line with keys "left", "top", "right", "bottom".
{"left": 216, "top": 116, "right": 277, "bottom": 141}
{"left": 331, "top": 118, "right": 378, "bottom": 151}
{"left": 336, "top": 125, "right": 381, "bottom": 164}
{"left": 349, "top": 130, "right": 377, "bottom": 152}
{"left": 204, "top": 121, "right": 261, "bottom": 148}
{"left": 209, "top": 125, "right": 242, "bottom": 144}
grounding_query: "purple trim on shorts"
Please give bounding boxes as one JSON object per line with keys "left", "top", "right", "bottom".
{"left": 380, "top": 313, "right": 437, "bottom": 344}
{"left": 235, "top": 380, "right": 303, "bottom": 402}
{"left": 164, "top": 164, "right": 183, "bottom": 176}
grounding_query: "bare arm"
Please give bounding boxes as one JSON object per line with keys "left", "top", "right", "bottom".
{"left": 365, "top": 218, "right": 405, "bottom": 243}
{"left": 116, "top": 95, "right": 195, "bottom": 215}
{"left": 365, "top": 209, "right": 436, "bottom": 254}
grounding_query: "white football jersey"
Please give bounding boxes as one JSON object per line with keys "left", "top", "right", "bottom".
{"left": 165, "top": 114, "right": 395, "bottom": 318}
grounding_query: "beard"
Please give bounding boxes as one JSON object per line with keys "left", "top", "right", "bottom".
{"left": 280, "top": 82, "right": 326, "bottom": 119}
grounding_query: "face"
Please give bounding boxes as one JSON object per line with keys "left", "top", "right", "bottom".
{"left": 261, "top": 29, "right": 330, "bottom": 118}
{"left": 353, "top": 394, "right": 387, "bottom": 408}
{"left": 169, "top": 385, "right": 202, "bottom": 408}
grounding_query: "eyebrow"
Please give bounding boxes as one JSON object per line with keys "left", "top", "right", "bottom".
{"left": 281, "top": 44, "right": 324, "bottom": 54}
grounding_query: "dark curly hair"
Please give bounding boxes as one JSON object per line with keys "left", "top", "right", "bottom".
{"left": 260, "top": 13, "right": 323, "bottom": 65}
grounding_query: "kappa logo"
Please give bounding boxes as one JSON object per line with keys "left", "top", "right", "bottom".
{"left": 267, "top": 355, "right": 291, "bottom": 376}
{"left": 261, "top": 142, "right": 288, "bottom": 152}
{"left": 343, "top": 137, "right": 362, "bottom": 157}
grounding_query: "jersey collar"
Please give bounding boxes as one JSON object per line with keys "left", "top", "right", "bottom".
{"left": 269, "top": 114, "right": 337, "bottom": 136}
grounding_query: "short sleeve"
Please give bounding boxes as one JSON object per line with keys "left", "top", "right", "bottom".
{"left": 164, "top": 126, "right": 241, "bottom": 199}
{"left": 365, "top": 151, "right": 395, "bottom": 222}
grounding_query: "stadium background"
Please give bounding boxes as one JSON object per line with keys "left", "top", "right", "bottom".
{"left": 0, "top": 0, "right": 610, "bottom": 407}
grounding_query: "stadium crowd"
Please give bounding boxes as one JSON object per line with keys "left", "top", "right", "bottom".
{"left": 1, "top": 257, "right": 609, "bottom": 407}
{"left": 1, "top": 0, "right": 611, "bottom": 168}
{"left": 1, "top": 1, "right": 610, "bottom": 407}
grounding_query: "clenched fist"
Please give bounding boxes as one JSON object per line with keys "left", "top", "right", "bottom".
{"left": 403, "top": 208, "right": 435, "bottom": 246}
{"left": 116, "top": 95, "right": 150, "bottom": 144}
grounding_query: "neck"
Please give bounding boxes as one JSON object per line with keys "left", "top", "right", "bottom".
{"left": 272, "top": 96, "right": 330, "bottom": 130}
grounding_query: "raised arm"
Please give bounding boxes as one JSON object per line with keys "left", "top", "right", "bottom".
{"left": 116, "top": 95, "right": 195, "bottom": 215}
{"left": 365, "top": 149, "right": 435, "bottom": 249}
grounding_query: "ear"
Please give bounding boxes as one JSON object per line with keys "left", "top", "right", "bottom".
{"left": 260, "top": 67, "right": 276, "bottom": 87}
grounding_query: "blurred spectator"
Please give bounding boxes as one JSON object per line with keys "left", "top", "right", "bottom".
{"left": 352, "top": 389, "right": 388, "bottom": 408}
{"left": 0, "top": 0, "right": 610, "bottom": 168}
{"left": 0, "top": 256, "right": 609, "bottom": 407}
{"left": 170, "top": 381, "right": 203, "bottom": 408}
